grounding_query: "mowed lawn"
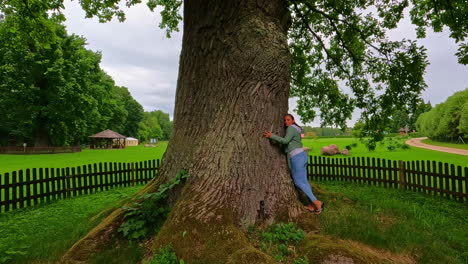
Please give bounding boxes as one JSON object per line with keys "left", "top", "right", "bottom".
{"left": 1, "top": 138, "right": 466, "bottom": 175}
{"left": 302, "top": 138, "right": 468, "bottom": 167}
{"left": 421, "top": 138, "right": 468, "bottom": 150}
{"left": 0, "top": 143, "right": 168, "bottom": 174}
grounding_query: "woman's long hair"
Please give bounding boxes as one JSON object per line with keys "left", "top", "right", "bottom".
{"left": 284, "top": 114, "right": 303, "bottom": 131}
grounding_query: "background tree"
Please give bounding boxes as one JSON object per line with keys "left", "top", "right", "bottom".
{"left": 416, "top": 89, "right": 468, "bottom": 139}
{"left": 389, "top": 100, "right": 432, "bottom": 132}
{"left": 2, "top": 0, "right": 466, "bottom": 262}
{"left": 352, "top": 121, "right": 365, "bottom": 138}
{"left": 302, "top": 126, "right": 351, "bottom": 137}
{"left": 137, "top": 111, "right": 163, "bottom": 142}
{"left": 120, "top": 87, "right": 145, "bottom": 137}
{"left": 0, "top": 2, "right": 144, "bottom": 146}
{"left": 150, "top": 110, "right": 173, "bottom": 140}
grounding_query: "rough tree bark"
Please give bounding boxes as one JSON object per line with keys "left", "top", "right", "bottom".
{"left": 61, "top": 1, "right": 316, "bottom": 263}
{"left": 160, "top": 0, "right": 301, "bottom": 226}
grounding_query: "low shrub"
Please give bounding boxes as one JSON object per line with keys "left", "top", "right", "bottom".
{"left": 256, "top": 222, "right": 306, "bottom": 262}
{"left": 401, "top": 144, "right": 410, "bottom": 149}
{"left": 144, "top": 245, "right": 185, "bottom": 264}
{"left": 118, "top": 170, "right": 188, "bottom": 240}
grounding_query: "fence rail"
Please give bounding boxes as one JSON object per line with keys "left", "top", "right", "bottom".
{"left": 0, "top": 146, "right": 82, "bottom": 154}
{"left": 1, "top": 156, "right": 467, "bottom": 213}
{"left": 0, "top": 159, "right": 159, "bottom": 212}
{"left": 307, "top": 156, "right": 468, "bottom": 202}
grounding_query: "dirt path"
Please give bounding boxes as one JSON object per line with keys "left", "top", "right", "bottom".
{"left": 405, "top": 137, "right": 468, "bottom": 156}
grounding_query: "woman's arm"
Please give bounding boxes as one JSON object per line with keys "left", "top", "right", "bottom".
{"left": 267, "top": 127, "right": 294, "bottom": 145}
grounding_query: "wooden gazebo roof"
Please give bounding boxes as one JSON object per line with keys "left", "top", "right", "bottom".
{"left": 89, "top": 129, "right": 126, "bottom": 139}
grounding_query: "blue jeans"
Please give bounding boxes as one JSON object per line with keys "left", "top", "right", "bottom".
{"left": 290, "top": 151, "right": 317, "bottom": 203}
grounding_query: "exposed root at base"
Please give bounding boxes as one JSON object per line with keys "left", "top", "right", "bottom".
{"left": 58, "top": 178, "right": 164, "bottom": 264}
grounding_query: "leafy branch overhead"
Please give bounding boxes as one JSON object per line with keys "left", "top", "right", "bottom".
{"left": 1, "top": 0, "right": 466, "bottom": 139}
{"left": 286, "top": 0, "right": 465, "bottom": 141}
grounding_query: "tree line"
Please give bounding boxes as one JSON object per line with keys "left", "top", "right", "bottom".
{"left": 0, "top": 6, "right": 171, "bottom": 146}
{"left": 416, "top": 89, "right": 468, "bottom": 139}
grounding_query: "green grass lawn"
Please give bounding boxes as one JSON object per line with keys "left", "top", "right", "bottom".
{"left": 0, "top": 185, "right": 142, "bottom": 264}
{"left": 421, "top": 139, "right": 468, "bottom": 150}
{"left": 316, "top": 180, "right": 468, "bottom": 264}
{"left": 1, "top": 138, "right": 466, "bottom": 175}
{"left": 2, "top": 179, "right": 467, "bottom": 263}
{"left": 0, "top": 143, "right": 167, "bottom": 174}
{"left": 302, "top": 137, "right": 468, "bottom": 167}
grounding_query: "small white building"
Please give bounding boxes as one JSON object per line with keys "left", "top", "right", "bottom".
{"left": 125, "top": 137, "right": 139, "bottom": 146}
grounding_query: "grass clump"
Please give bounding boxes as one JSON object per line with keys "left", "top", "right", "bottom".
{"left": 316, "top": 181, "right": 468, "bottom": 264}
{"left": 118, "top": 170, "right": 188, "bottom": 240}
{"left": 144, "top": 245, "right": 185, "bottom": 264}
{"left": 248, "top": 222, "right": 308, "bottom": 263}
{"left": 0, "top": 186, "right": 142, "bottom": 263}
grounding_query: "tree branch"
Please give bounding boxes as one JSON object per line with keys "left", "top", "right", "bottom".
{"left": 290, "top": 0, "right": 353, "bottom": 79}
{"left": 294, "top": 0, "right": 391, "bottom": 62}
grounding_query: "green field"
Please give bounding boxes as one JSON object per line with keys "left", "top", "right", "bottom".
{"left": 421, "top": 139, "right": 468, "bottom": 150}
{"left": 302, "top": 138, "right": 467, "bottom": 167}
{"left": 1, "top": 138, "right": 466, "bottom": 175}
{"left": 317, "top": 181, "right": 468, "bottom": 264}
{"left": 2, "top": 181, "right": 467, "bottom": 263}
{"left": 0, "top": 185, "right": 142, "bottom": 264}
{"left": 0, "top": 143, "right": 167, "bottom": 174}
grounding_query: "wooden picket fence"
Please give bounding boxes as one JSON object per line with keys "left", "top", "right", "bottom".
{"left": 1, "top": 156, "right": 467, "bottom": 213}
{"left": 307, "top": 156, "right": 468, "bottom": 202}
{"left": 0, "top": 159, "right": 160, "bottom": 212}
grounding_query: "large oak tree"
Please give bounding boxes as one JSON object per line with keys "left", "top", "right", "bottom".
{"left": 1, "top": 0, "right": 466, "bottom": 262}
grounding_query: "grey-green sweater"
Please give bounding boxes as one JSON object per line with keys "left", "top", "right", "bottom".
{"left": 269, "top": 124, "right": 303, "bottom": 155}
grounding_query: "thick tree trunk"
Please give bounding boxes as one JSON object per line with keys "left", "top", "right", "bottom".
{"left": 61, "top": 1, "right": 315, "bottom": 263}
{"left": 160, "top": 0, "right": 301, "bottom": 227}
{"left": 34, "top": 119, "right": 52, "bottom": 147}
{"left": 150, "top": 1, "right": 308, "bottom": 261}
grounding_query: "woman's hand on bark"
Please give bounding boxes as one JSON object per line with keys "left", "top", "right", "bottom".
{"left": 263, "top": 131, "right": 272, "bottom": 138}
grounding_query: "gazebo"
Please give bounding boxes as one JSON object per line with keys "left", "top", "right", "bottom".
{"left": 89, "top": 130, "right": 126, "bottom": 149}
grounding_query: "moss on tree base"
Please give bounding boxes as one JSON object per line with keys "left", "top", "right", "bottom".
{"left": 151, "top": 207, "right": 276, "bottom": 264}
{"left": 297, "top": 234, "right": 415, "bottom": 264}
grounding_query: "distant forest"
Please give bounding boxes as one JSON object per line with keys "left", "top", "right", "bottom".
{"left": 0, "top": 9, "right": 171, "bottom": 146}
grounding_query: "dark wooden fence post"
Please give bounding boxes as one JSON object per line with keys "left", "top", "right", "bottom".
{"left": 39, "top": 168, "right": 44, "bottom": 203}
{"left": 65, "top": 167, "right": 71, "bottom": 198}
{"left": 12, "top": 171, "right": 17, "bottom": 210}
{"left": 131, "top": 162, "right": 135, "bottom": 186}
{"left": 465, "top": 167, "right": 468, "bottom": 202}
{"left": 45, "top": 168, "right": 50, "bottom": 203}
{"left": 18, "top": 170, "right": 24, "bottom": 209}
{"left": 4, "top": 173, "right": 10, "bottom": 212}
{"left": 398, "top": 160, "right": 406, "bottom": 189}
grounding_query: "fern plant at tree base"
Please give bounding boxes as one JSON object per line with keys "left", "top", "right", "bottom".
{"left": 118, "top": 170, "right": 189, "bottom": 240}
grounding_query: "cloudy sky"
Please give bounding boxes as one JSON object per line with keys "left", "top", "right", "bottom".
{"left": 62, "top": 1, "right": 467, "bottom": 126}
